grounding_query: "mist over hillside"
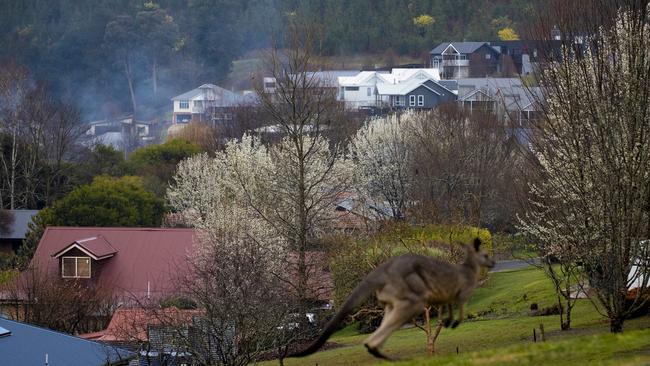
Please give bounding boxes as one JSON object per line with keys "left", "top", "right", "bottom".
{"left": 0, "top": 0, "right": 534, "bottom": 120}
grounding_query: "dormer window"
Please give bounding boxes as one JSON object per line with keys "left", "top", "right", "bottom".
{"left": 52, "top": 235, "right": 117, "bottom": 279}
{"left": 62, "top": 257, "right": 91, "bottom": 278}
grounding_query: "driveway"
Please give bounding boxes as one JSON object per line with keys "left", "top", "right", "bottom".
{"left": 490, "top": 258, "right": 539, "bottom": 272}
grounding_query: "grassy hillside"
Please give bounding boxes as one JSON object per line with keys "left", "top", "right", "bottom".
{"left": 264, "top": 268, "right": 650, "bottom": 366}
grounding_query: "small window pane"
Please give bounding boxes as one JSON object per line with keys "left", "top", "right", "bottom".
{"left": 77, "top": 258, "right": 91, "bottom": 278}
{"left": 62, "top": 258, "right": 76, "bottom": 277}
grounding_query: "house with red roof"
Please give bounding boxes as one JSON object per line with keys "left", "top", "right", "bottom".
{"left": 28, "top": 227, "right": 197, "bottom": 302}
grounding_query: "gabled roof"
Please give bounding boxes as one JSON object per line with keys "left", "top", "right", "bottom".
{"left": 377, "top": 78, "right": 454, "bottom": 96}
{"left": 458, "top": 88, "right": 496, "bottom": 102}
{"left": 338, "top": 71, "right": 392, "bottom": 86}
{"left": 430, "top": 42, "right": 497, "bottom": 55}
{"left": 80, "top": 307, "right": 202, "bottom": 342}
{"left": 0, "top": 210, "right": 38, "bottom": 240}
{"left": 0, "top": 317, "right": 134, "bottom": 366}
{"left": 171, "top": 84, "right": 250, "bottom": 107}
{"left": 457, "top": 78, "right": 543, "bottom": 112}
{"left": 30, "top": 227, "right": 197, "bottom": 301}
{"left": 52, "top": 235, "right": 118, "bottom": 260}
{"left": 305, "top": 70, "right": 360, "bottom": 88}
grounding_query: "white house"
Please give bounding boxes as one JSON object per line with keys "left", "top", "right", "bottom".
{"left": 171, "top": 84, "right": 251, "bottom": 124}
{"left": 337, "top": 68, "right": 452, "bottom": 109}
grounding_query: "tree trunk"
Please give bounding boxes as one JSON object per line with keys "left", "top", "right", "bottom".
{"left": 610, "top": 317, "right": 624, "bottom": 333}
{"left": 9, "top": 128, "right": 16, "bottom": 209}
{"left": 563, "top": 305, "right": 571, "bottom": 331}
{"left": 124, "top": 56, "right": 137, "bottom": 115}
{"left": 152, "top": 56, "right": 158, "bottom": 98}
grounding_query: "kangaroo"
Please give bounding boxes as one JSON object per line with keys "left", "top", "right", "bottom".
{"left": 289, "top": 238, "right": 495, "bottom": 360}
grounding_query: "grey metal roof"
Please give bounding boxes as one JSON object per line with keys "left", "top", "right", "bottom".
{"left": 0, "top": 210, "right": 38, "bottom": 239}
{"left": 430, "top": 42, "right": 491, "bottom": 54}
{"left": 0, "top": 317, "right": 134, "bottom": 366}
{"left": 438, "top": 79, "right": 459, "bottom": 91}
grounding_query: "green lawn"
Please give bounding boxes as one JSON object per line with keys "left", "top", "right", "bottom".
{"left": 263, "top": 268, "right": 650, "bottom": 366}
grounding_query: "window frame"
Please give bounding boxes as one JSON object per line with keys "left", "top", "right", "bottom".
{"left": 417, "top": 95, "right": 424, "bottom": 107}
{"left": 179, "top": 100, "right": 189, "bottom": 109}
{"left": 61, "top": 256, "right": 91, "bottom": 279}
{"left": 409, "top": 95, "right": 416, "bottom": 106}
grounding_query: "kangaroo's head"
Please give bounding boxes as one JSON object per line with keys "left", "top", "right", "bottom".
{"left": 467, "top": 238, "right": 495, "bottom": 269}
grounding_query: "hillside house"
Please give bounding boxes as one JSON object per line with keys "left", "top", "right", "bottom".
{"left": 171, "top": 84, "right": 254, "bottom": 124}
{"left": 430, "top": 42, "right": 501, "bottom": 79}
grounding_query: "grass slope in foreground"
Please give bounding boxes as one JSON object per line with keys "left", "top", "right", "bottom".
{"left": 268, "top": 267, "right": 650, "bottom": 366}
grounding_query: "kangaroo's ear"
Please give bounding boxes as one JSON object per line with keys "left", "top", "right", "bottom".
{"left": 473, "top": 238, "right": 482, "bottom": 252}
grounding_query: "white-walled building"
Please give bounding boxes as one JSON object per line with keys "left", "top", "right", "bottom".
{"left": 171, "top": 84, "right": 252, "bottom": 124}
{"left": 337, "top": 68, "right": 453, "bottom": 109}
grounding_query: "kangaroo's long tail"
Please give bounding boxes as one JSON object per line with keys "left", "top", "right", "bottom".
{"left": 287, "top": 274, "right": 382, "bottom": 358}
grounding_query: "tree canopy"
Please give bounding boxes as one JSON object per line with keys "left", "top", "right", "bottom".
{"left": 18, "top": 175, "right": 165, "bottom": 267}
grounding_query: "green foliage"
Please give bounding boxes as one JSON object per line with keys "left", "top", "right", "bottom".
{"left": 73, "top": 144, "right": 127, "bottom": 184}
{"left": 126, "top": 139, "right": 201, "bottom": 195}
{"left": 0, "top": 269, "right": 18, "bottom": 284}
{"left": 17, "top": 175, "right": 165, "bottom": 268}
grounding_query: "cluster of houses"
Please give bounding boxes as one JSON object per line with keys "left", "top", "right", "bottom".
{"left": 170, "top": 40, "right": 547, "bottom": 129}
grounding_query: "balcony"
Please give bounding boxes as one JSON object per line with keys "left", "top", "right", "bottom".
{"left": 441, "top": 59, "right": 469, "bottom": 67}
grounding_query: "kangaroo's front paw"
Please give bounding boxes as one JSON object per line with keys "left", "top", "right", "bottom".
{"left": 451, "top": 320, "right": 460, "bottom": 328}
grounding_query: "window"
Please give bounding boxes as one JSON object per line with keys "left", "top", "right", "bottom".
{"left": 409, "top": 95, "right": 416, "bottom": 106}
{"left": 179, "top": 100, "right": 189, "bottom": 109}
{"left": 393, "top": 96, "right": 405, "bottom": 107}
{"left": 417, "top": 95, "right": 424, "bottom": 107}
{"left": 345, "top": 86, "right": 359, "bottom": 91}
{"left": 485, "top": 53, "right": 491, "bottom": 60}
{"left": 367, "top": 87, "right": 372, "bottom": 97}
{"left": 194, "top": 100, "right": 203, "bottom": 108}
{"left": 62, "top": 257, "right": 91, "bottom": 278}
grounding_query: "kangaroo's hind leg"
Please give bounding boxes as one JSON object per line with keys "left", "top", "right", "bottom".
{"left": 364, "top": 299, "right": 424, "bottom": 360}
{"left": 451, "top": 303, "right": 464, "bottom": 328}
{"left": 443, "top": 303, "right": 454, "bottom": 327}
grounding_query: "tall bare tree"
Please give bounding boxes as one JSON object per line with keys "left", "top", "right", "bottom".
{"left": 522, "top": 0, "right": 650, "bottom": 332}
{"left": 408, "top": 105, "right": 519, "bottom": 228}
{"left": 250, "top": 21, "right": 351, "bottom": 312}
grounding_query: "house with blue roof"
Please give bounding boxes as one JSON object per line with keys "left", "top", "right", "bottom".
{"left": 0, "top": 317, "right": 134, "bottom": 366}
